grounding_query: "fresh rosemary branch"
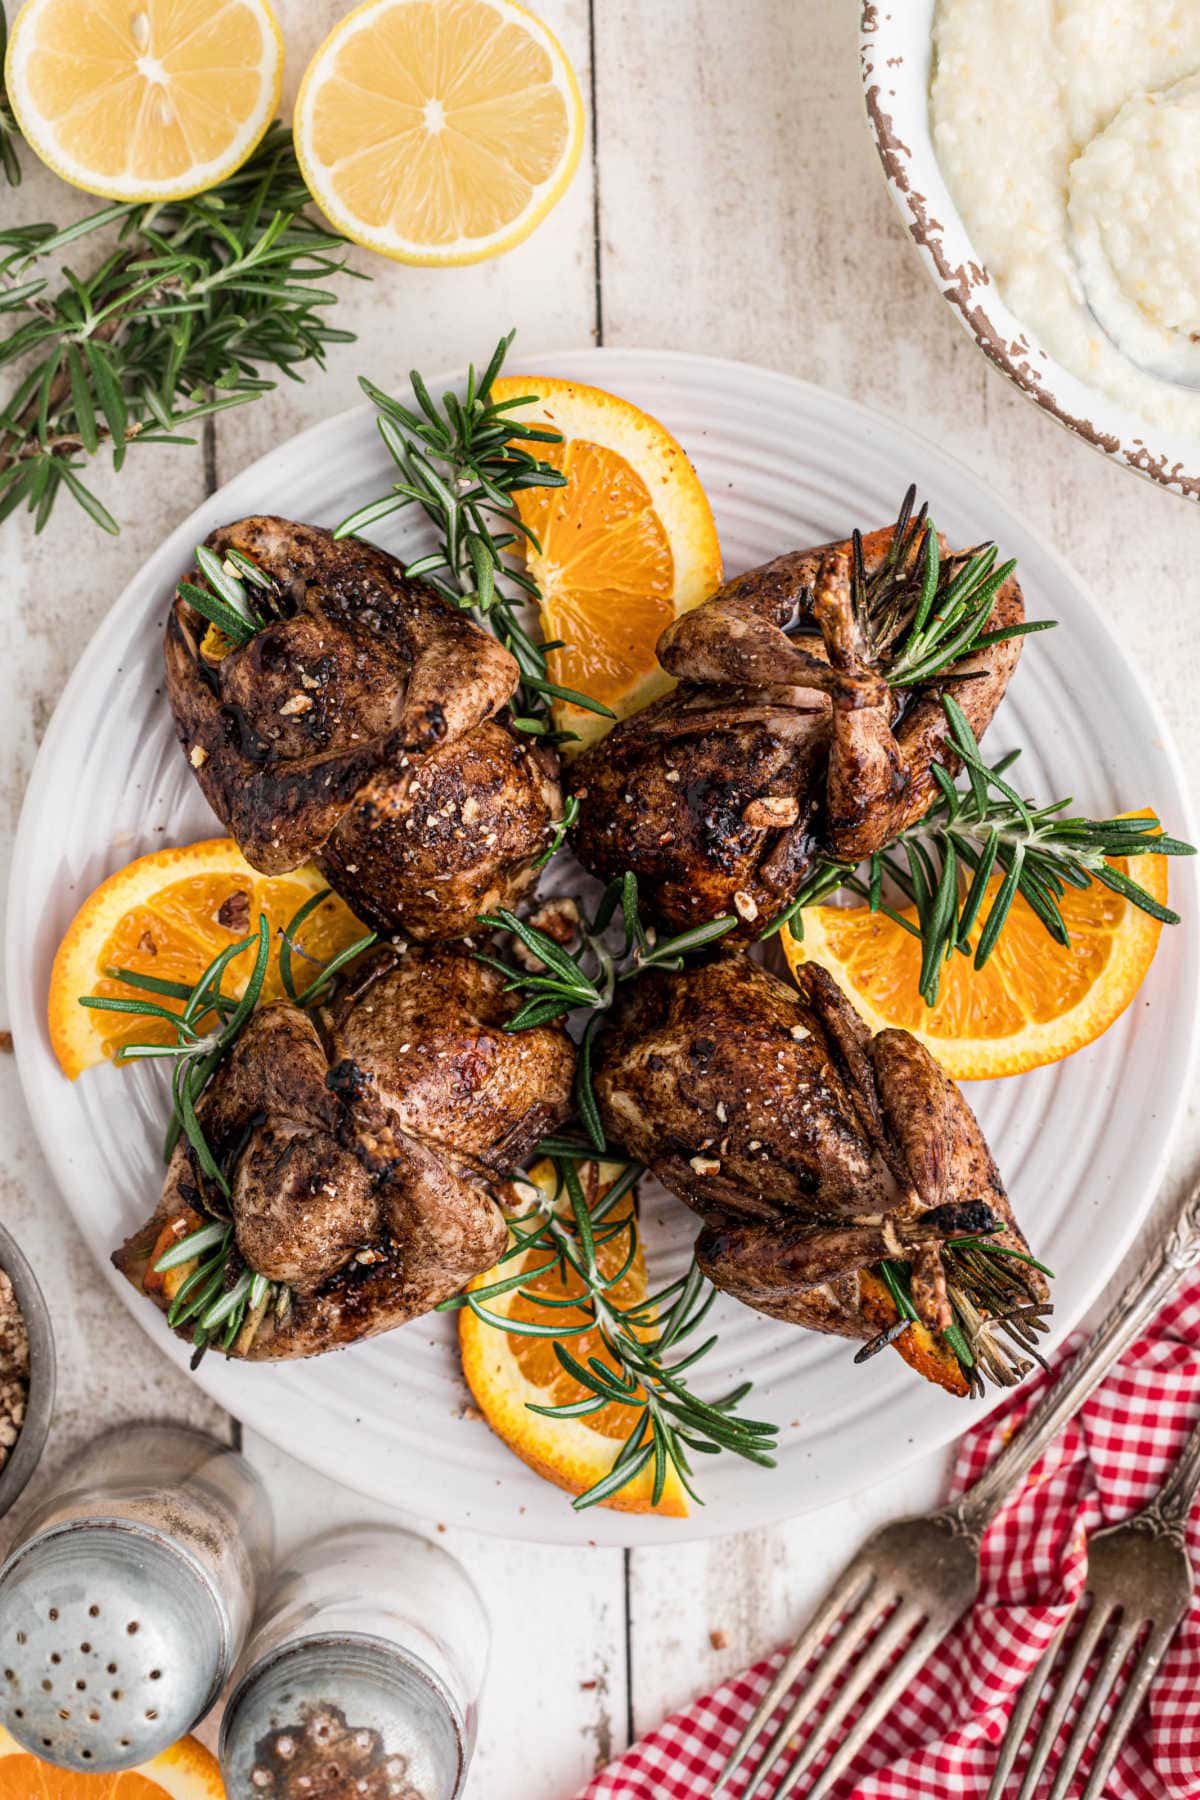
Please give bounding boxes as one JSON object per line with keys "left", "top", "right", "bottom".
{"left": 335, "top": 331, "right": 613, "bottom": 743}
{"left": 478, "top": 870, "right": 738, "bottom": 1151}
{"left": 178, "top": 541, "right": 288, "bottom": 647}
{"left": 846, "top": 483, "right": 1055, "bottom": 686}
{"left": 440, "top": 1156, "right": 779, "bottom": 1510}
{"left": 0, "top": 122, "right": 361, "bottom": 534}
{"left": 78, "top": 889, "right": 377, "bottom": 1363}
{"left": 762, "top": 695, "right": 1196, "bottom": 1005}
{"left": 0, "top": 6, "right": 21, "bottom": 189}
{"left": 862, "top": 1235, "right": 1054, "bottom": 1395}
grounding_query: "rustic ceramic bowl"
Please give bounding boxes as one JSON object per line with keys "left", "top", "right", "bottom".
{"left": 860, "top": 1, "right": 1200, "bottom": 500}
{"left": 0, "top": 1223, "right": 55, "bottom": 1520}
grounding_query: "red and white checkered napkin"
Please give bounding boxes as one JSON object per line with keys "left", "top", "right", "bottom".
{"left": 576, "top": 1269, "right": 1200, "bottom": 1800}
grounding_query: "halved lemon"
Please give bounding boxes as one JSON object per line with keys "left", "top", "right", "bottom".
{"left": 294, "top": 0, "right": 584, "bottom": 266}
{"left": 0, "top": 1726, "right": 224, "bottom": 1800}
{"left": 494, "top": 374, "right": 723, "bottom": 753}
{"left": 4, "top": 0, "right": 282, "bottom": 201}
{"left": 459, "top": 1158, "right": 688, "bottom": 1515}
{"left": 48, "top": 838, "right": 366, "bottom": 1080}
{"left": 782, "top": 821, "right": 1171, "bottom": 1080}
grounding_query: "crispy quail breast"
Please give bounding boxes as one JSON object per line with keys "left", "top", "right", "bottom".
{"left": 591, "top": 949, "right": 1047, "bottom": 1390}
{"left": 570, "top": 522, "right": 1024, "bottom": 933}
{"left": 165, "top": 516, "right": 562, "bottom": 937}
{"left": 113, "top": 944, "right": 575, "bottom": 1360}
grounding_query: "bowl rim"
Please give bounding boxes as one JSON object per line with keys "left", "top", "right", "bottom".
{"left": 859, "top": 0, "right": 1200, "bottom": 501}
{"left": 0, "top": 1221, "right": 56, "bottom": 1521}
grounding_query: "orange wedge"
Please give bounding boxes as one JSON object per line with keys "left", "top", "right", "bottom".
{"left": 5, "top": 0, "right": 282, "bottom": 201}
{"left": 494, "top": 374, "right": 723, "bottom": 754}
{"left": 0, "top": 1726, "right": 224, "bottom": 1800}
{"left": 782, "top": 820, "right": 1171, "bottom": 1080}
{"left": 294, "top": 0, "right": 584, "bottom": 265}
{"left": 48, "top": 838, "right": 366, "bottom": 1079}
{"left": 459, "top": 1158, "right": 688, "bottom": 1515}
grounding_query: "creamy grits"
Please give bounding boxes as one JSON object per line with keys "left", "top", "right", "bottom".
{"left": 931, "top": 1, "right": 1200, "bottom": 432}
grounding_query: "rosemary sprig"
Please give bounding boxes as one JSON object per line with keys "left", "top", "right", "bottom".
{"left": 78, "top": 890, "right": 376, "bottom": 1363}
{"left": 861, "top": 1235, "right": 1054, "bottom": 1395}
{"left": 0, "top": 6, "right": 21, "bottom": 188}
{"left": 336, "top": 332, "right": 613, "bottom": 742}
{"left": 0, "top": 122, "right": 361, "bottom": 534}
{"left": 763, "top": 696, "right": 1195, "bottom": 1005}
{"left": 177, "top": 542, "right": 288, "bottom": 646}
{"left": 847, "top": 484, "right": 1055, "bottom": 686}
{"left": 478, "top": 870, "right": 738, "bottom": 1150}
{"left": 440, "top": 1156, "right": 779, "bottom": 1510}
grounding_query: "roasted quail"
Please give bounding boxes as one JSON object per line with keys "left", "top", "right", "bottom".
{"left": 570, "top": 518, "right": 1024, "bottom": 933}
{"left": 166, "top": 516, "right": 562, "bottom": 939}
{"left": 591, "top": 949, "right": 1048, "bottom": 1394}
{"left": 113, "top": 943, "right": 575, "bottom": 1359}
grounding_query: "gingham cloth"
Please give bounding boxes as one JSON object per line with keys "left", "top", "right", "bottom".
{"left": 576, "top": 1269, "right": 1200, "bottom": 1800}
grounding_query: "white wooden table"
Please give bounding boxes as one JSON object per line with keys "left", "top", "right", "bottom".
{"left": 3, "top": 4, "right": 1200, "bottom": 1794}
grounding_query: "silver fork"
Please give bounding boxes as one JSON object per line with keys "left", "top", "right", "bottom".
{"left": 713, "top": 1181, "right": 1200, "bottom": 1800}
{"left": 987, "top": 1404, "right": 1200, "bottom": 1800}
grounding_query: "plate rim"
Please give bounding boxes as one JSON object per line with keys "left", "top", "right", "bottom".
{"left": 8, "top": 344, "right": 1198, "bottom": 1546}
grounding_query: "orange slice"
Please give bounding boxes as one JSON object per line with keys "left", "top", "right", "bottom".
{"left": 294, "top": 0, "right": 584, "bottom": 266}
{"left": 0, "top": 1726, "right": 224, "bottom": 1800}
{"left": 5, "top": 0, "right": 282, "bottom": 201}
{"left": 782, "top": 818, "right": 1171, "bottom": 1080}
{"left": 48, "top": 838, "right": 366, "bottom": 1079}
{"left": 493, "top": 374, "right": 723, "bottom": 754}
{"left": 459, "top": 1158, "right": 688, "bottom": 1515}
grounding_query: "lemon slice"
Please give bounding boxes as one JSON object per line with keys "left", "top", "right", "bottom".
{"left": 4, "top": 0, "right": 282, "bottom": 201}
{"left": 294, "top": 0, "right": 584, "bottom": 266}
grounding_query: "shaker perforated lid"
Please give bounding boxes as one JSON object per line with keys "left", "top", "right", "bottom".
{"left": 0, "top": 1521, "right": 229, "bottom": 1771}
{"left": 221, "top": 1638, "right": 466, "bottom": 1800}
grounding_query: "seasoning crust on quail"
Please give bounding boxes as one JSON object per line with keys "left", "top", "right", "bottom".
{"left": 113, "top": 943, "right": 575, "bottom": 1359}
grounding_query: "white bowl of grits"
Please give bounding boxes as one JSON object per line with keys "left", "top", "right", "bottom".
{"left": 861, "top": 0, "right": 1200, "bottom": 499}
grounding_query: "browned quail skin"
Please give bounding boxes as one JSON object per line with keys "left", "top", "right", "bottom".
{"left": 113, "top": 943, "right": 575, "bottom": 1360}
{"left": 591, "top": 949, "right": 1047, "bottom": 1392}
{"left": 570, "top": 521, "right": 1024, "bottom": 933}
{"left": 165, "top": 516, "right": 562, "bottom": 938}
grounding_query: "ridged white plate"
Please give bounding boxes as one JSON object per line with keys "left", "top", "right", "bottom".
{"left": 8, "top": 350, "right": 1197, "bottom": 1545}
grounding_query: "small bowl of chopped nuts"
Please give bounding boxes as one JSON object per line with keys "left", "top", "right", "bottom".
{"left": 0, "top": 1222, "right": 55, "bottom": 1520}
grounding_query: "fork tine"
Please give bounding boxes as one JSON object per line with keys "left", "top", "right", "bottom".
{"left": 1080, "top": 1612, "right": 1184, "bottom": 1800}
{"left": 767, "top": 1597, "right": 927, "bottom": 1800}
{"left": 738, "top": 1584, "right": 895, "bottom": 1800}
{"left": 986, "top": 1611, "right": 1075, "bottom": 1800}
{"left": 1014, "top": 1599, "right": 1111, "bottom": 1800}
{"left": 1045, "top": 1616, "right": 1141, "bottom": 1800}
{"left": 799, "top": 1616, "right": 949, "bottom": 1800}
{"left": 713, "top": 1560, "right": 875, "bottom": 1793}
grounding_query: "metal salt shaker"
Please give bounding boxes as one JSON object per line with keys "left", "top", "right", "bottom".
{"left": 220, "top": 1525, "right": 489, "bottom": 1800}
{"left": 0, "top": 1423, "right": 273, "bottom": 1770}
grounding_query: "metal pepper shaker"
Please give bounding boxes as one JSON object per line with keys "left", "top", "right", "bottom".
{"left": 0, "top": 1424, "right": 273, "bottom": 1771}
{"left": 220, "top": 1525, "right": 489, "bottom": 1800}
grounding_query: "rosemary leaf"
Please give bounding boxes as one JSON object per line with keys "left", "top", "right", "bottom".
{"left": 0, "top": 123, "right": 360, "bottom": 534}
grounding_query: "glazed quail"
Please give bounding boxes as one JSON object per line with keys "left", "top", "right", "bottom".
{"left": 569, "top": 518, "right": 1024, "bottom": 933}
{"left": 114, "top": 943, "right": 575, "bottom": 1359}
{"left": 165, "top": 516, "right": 562, "bottom": 939}
{"left": 591, "top": 949, "right": 1048, "bottom": 1394}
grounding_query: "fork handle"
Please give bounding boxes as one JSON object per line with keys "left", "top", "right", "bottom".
{"left": 1151, "top": 1406, "right": 1200, "bottom": 1528}
{"left": 954, "top": 1177, "right": 1200, "bottom": 1537}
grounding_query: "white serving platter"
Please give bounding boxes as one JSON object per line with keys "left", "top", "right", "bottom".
{"left": 8, "top": 348, "right": 1197, "bottom": 1545}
